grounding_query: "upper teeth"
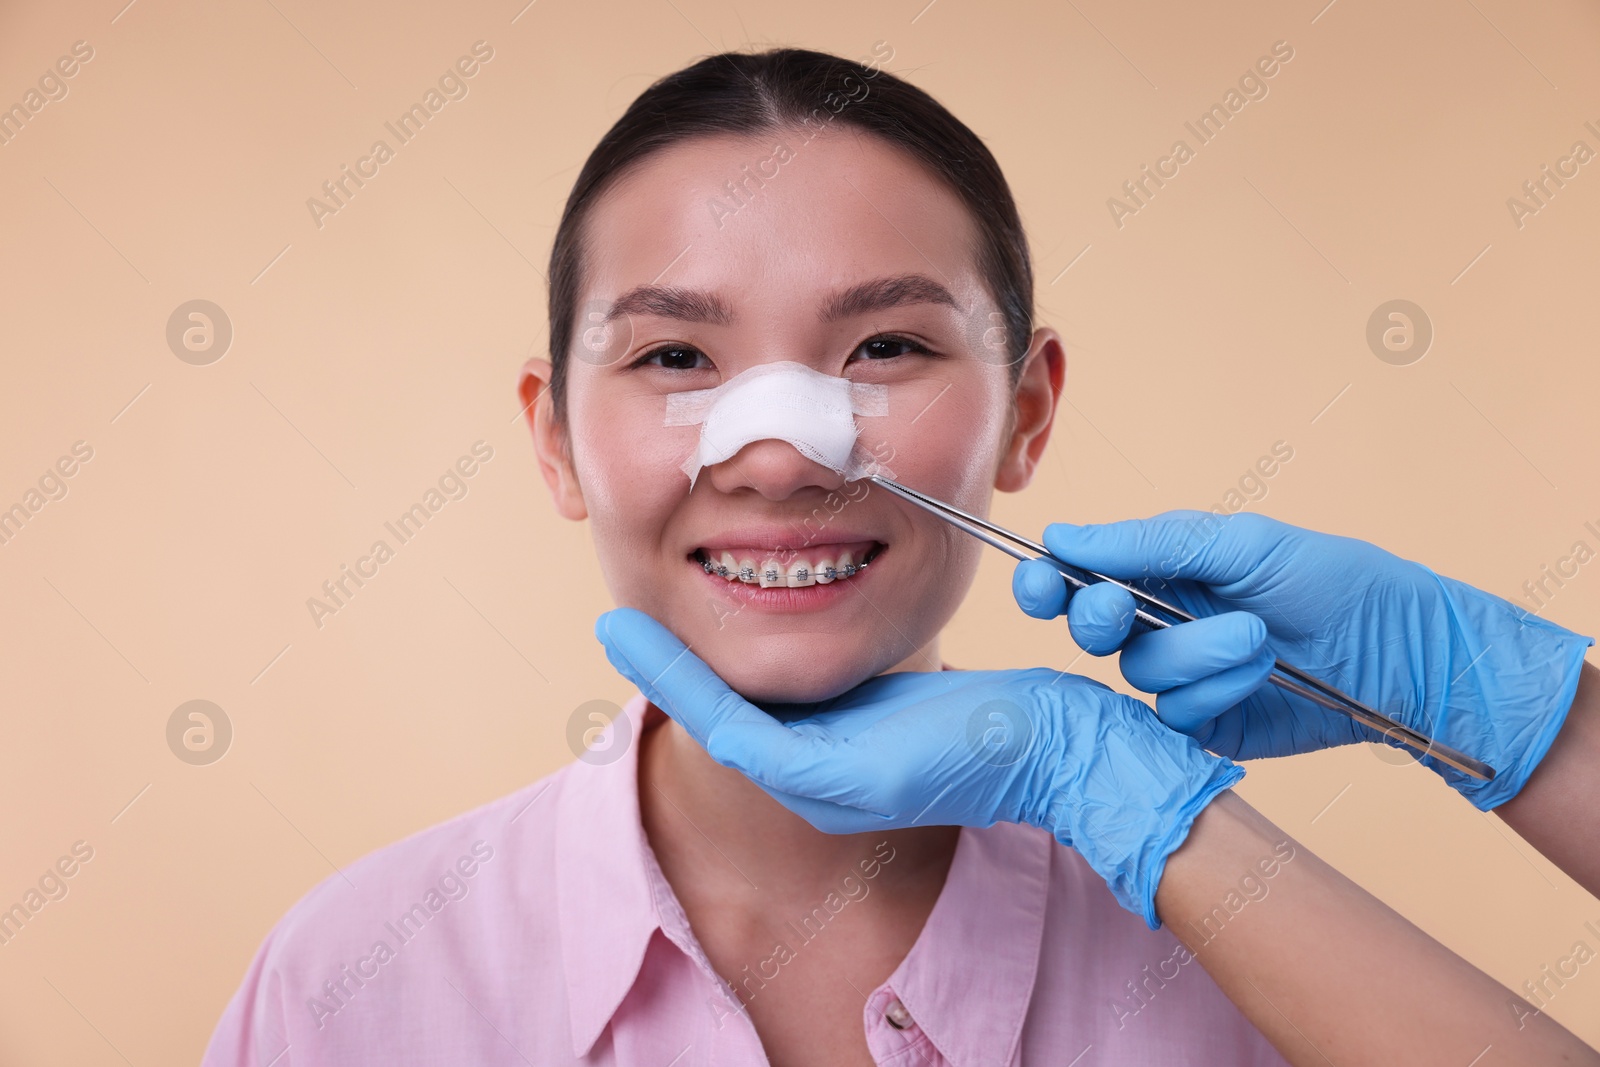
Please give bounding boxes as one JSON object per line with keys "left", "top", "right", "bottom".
{"left": 699, "top": 548, "right": 872, "bottom": 586}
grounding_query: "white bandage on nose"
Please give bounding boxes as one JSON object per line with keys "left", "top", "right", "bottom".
{"left": 664, "top": 361, "right": 889, "bottom": 488}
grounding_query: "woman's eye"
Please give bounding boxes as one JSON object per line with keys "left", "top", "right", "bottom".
{"left": 851, "top": 335, "right": 930, "bottom": 362}
{"left": 636, "top": 345, "right": 711, "bottom": 370}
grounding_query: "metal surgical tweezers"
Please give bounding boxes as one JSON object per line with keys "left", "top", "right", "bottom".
{"left": 868, "top": 474, "right": 1496, "bottom": 780}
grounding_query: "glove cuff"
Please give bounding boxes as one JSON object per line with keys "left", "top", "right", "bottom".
{"left": 1459, "top": 629, "right": 1591, "bottom": 811}
{"left": 1135, "top": 760, "right": 1246, "bottom": 930}
{"left": 1424, "top": 572, "right": 1594, "bottom": 810}
{"left": 1039, "top": 713, "right": 1246, "bottom": 932}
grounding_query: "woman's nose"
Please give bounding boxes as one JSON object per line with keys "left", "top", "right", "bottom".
{"left": 703, "top": 438, "right": 847, "bottom": 500}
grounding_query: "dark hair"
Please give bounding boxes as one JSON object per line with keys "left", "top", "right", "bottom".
{"left": 545, "top": 46, "right": 1034, "bottom": 422}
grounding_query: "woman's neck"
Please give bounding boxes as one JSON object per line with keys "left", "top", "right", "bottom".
{"left": 636, "top": 645, "right": 961, "bottom": 934}
{"left": 639, "top": 712, "right": 961, "bottom": 909}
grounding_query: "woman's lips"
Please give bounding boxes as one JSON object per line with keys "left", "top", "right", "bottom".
{"left": 690, "top": 540, "right": 884, "bottom": 587}
{"left": 690, "top": 542, "right": 886, "bottom": 613}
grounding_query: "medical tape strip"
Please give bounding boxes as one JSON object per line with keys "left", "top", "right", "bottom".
{"left": 663, "top": 361, "right": 889, "bottom": 488}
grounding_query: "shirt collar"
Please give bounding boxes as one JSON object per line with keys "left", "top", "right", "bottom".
{"left": 556, "top": 692, "right": 664, "bottom": 1058}
{"left": 556, "top": 692, "right": 1053, "bottom": 1066}
{"left": 884, "top": 821, "right": 1052, "bottom": 1067}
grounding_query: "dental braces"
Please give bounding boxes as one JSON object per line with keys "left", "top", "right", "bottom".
{"left": 699, "top": 558, "right": 869, "bottom": 582}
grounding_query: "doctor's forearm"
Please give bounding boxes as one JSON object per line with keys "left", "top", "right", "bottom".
{"left": 1153, "top": 791, "right": 1599, "bottom": 1066}
{"left": 1495, "top": 660, "right": 1600, "bottom": 896}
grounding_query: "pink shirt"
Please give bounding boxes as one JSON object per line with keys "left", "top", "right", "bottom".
{"left": 204, "top": 694, "right": 1287, "bottom": 1066}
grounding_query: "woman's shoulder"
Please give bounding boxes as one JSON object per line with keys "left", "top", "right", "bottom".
{"left": 203, "top": 761, "right": 592, "bottom": 1063}
{"left": 259, "top": 760, "right": 582, "bottom": 966}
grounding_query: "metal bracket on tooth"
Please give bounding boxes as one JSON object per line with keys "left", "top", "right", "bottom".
{"left": 699, "top": 558, "right": 866, "bottom": 581}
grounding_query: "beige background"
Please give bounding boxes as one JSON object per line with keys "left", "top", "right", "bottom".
{"left": 2, "top": 0, "right": 1598, "bottom": 1060}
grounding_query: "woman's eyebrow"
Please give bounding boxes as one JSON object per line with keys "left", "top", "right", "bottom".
{"left": 604, "top": 273, "right": 960, "bottom": 325}
{"left": 606, "top": 286, "right": 734, "bottom": 325}
{"left": 818, "top": 274, "right": 961, "bottom": 322}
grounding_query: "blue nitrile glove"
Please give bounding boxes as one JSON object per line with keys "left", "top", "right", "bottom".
{"left": 595, "top": 606, "right": 1245, "bottom": 929}
{"left": 1011, "top": 510, "right": 1595, "bottom": 810}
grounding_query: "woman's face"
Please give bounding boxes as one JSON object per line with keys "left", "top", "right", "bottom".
{"left": 524, "top": 128, "right": 1063, "bottom": 703}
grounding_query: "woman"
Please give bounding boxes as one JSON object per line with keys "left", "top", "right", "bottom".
{"left": 205, "top": 47, "right": 1599, "bottom": 1065}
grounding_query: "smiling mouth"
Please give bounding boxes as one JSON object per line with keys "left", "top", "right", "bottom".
{"left": 690, "top": 541, "right": 887, "bottom": 588}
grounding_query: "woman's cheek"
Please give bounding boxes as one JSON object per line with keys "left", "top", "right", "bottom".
{"left": 878, "top": 376, "right": 1006, "bottom": 499}
{"left": 570, "top": 404, "right": 695, "bottom": 539}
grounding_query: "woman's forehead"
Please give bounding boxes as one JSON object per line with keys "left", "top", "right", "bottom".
{"left": 580, "top": 130, "right": 984, "bottom": 307}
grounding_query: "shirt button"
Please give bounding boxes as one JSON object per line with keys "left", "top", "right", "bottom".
{"left": 884, "top": 998, "right": 914, "bottom": 1030}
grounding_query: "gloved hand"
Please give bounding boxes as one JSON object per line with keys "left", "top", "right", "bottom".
{"left": 595, "top": 607, "right": 1245, "bottom": 930}
{"left": 1011, "top": 510, "right": 1595, "bottom": 810}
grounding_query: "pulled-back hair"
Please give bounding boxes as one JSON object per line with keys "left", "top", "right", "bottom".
{"left": 545, "top": 46, "right": 1034, "bottom": 421}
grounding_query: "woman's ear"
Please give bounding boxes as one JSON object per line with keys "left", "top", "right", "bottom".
{"left": 994, "top": 327, "right": 1066, "bottom": 493}
{"left": 518, "top": 357, "right": 588, "bottom": 521}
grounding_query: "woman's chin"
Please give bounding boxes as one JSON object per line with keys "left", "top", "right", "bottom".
{"left": 714, "top": 655, "right": 879, "bottom": 708}
{"left": 731, "top": 675, "right": 863, "bottom": 708}
{"left": 678, "top": 620, "right": 933, "bottom": 707}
